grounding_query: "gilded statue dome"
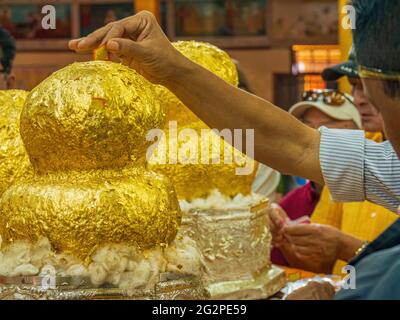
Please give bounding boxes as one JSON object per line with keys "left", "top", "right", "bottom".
{"left": 0, "top": 90, "right": 33, "bottom": 195}
{"left": 20, "top": 61, "right": 166, "bottom": 173}
{"left": 149, "top": 121, "right": 257, "bottom": 200}
{"left": 0, "top": 168, "right": 181, "bottom": 259}
{"left": 0, "top": 61, "right": 181, "bottom": 259}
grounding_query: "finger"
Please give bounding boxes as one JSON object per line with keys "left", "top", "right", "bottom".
{"left": 291, "top": 246, "right": 318, "bottom": 257}
{"left": 271, "top": 203, "right": 289, "bottom": 220}
{"left": 77, "top": 24, "right": 114, "bottom": 50}
{"left": 272, "top": 237, "right": 287, "bottom": 248}
{"left": 100, "top": 23, "right": 125, "bottom": 47}
{"left": 309, "top": 282, "right": 336, "bottom": 298}
{"left": 68, "top": 39, "right": 92, "bottom": 54}
{"left": 123, "top": 56, "right": 134, "bottom": 67}
{"left": 270, "top": 218, "right": 283, "bottom": 232}
{"left": 272, "top": 233, "right": 285, "bottom": 244}
{"left": 125, "top": 11, "right": 156, "bottom": 41}
{"left": 287, "top": 236, "right": 317, "bottom": 247}
{"left": 270, "top": 207, "right": 284, "bottom": 223}
{"left": 270, "top": 208, "right": 286, "bottom": 229}
{"left": 106, "top": 38, "right": 147, "bottom": 61}
{"left": 322, "top": 282, "right": 336, "bottom": 296}
{"left": 68, "top": 38, "right": 83, "bottom": 50}
{"left": 283, "top": 224, "right": 318, "bottom": 236}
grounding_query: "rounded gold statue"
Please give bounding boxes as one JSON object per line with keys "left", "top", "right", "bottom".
{"left": 21, "top": 61, "right": 165, "bottom": 173}
{"left": 149, "top": 41, "right": 257, "bottom": 200}
{"left": 0, "top": 61, "right": 181, "bottom": 260}
{"left": 0, "top": 90, "right": 33, "bottom": 196}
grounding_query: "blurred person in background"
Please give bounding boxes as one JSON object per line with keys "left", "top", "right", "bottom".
{"left": 270, "top": 90, "right": 372, "bottom": 273}
{"left": 0, "top": 27, "right": 16, "bottom": 89}
{"left": 322, "top": 47, "right": 384, "bottom": 136}
{"left": 270, "top": 52, "right": 398, "bottom": 276}
{"left": 289, "top": 0, "right": 400, "bottom": 298}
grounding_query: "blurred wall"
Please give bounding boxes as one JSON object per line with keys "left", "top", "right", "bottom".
{"left": 227, "top": 48, "right": 291, "bottom": 101}
{"left": 13, "top": 48, "right": 291, "bottom": 102}
{"left": 14, "top": 52, "right": 89, "bottom": 91}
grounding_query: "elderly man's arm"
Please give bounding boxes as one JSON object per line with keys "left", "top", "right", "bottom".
{"left": 69, "top": 11, "right": 324, "bottom": 184}
{"left": 167, "top": 57, "right": 323, "bottom": 182}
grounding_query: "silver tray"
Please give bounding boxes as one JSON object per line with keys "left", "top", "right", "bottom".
{"left": 0, "top": 272, "right": 209, "bottom": 300}
{"left": 0, "top": 266, "right": 286, "bottom": 300}
{"left": 206, "top": 265, "right": 286, "bottom": 300}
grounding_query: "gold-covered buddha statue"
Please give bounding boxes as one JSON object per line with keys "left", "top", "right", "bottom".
{"left": 149, "top": 41, "right": 258, "bottom": 201}
{"left": 0, "top": 90, "right": 33, "bottom": 196}
{"left": 0, "top": 61, "right": 181, "bottom": 260}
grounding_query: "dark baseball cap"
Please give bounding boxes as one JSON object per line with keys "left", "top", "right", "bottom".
{"left": 322, "top": 46, "right": 358, "bottom": 81}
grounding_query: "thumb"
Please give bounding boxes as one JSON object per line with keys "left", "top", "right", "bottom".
{"left": 106, "top": 38, "right": 147, "bottom": 60}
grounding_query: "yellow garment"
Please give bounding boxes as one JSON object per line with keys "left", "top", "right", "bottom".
{"left": 311, "top": 131, "right": 398, "bottom": 275}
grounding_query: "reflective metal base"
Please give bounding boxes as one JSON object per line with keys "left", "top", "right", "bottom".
{"left": 0, "top": 266, "right": 286, "bottom": 300}
{"left": 206, "top": 265, "right": 287, "bottom": 300}
{"left": 0, "top": 273, "right": 209, "bottom": 300}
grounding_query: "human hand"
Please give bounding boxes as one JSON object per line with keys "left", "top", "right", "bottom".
{"left": 269, "top": 203, "right": 289, "bottom": 247}
{"left": 286, "top": 281, "right": 335, "bottom": 300}
{"left": 69, "top": 11, "right": 187, "bottom": 86}
{"left": 283, "top": 224, "right": 343, "bottom": 273}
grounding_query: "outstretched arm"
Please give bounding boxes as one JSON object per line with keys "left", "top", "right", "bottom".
{"left": 69, "top": 11, "right": 324, "bottom": 184}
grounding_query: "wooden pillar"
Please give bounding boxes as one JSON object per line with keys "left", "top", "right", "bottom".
{"left": 135, "top": 0, "right": 160, "bottom": 21}
{"left": 338, "top": 0, "right": 353, "bottom": 93}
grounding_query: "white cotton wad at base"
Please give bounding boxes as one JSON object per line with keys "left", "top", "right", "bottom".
{"left": 0, "top": 234, "right": 205, "bottom": 289}
{"left": 179, "top": 189, "right": 265, "bottom": 212}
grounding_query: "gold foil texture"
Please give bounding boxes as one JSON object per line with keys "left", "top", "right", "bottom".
{"left": 0, "top": 90, "right": 33, "bottom": 196}
{"left": 0, "top": 168, "right": 181, "bottom": 260}
{"left": 150, "top": 41, "right": 257, "bottom": 200}
{"left": 20, "top": 61, "right": 165, "bottom": 173}
{"left": 0, "top": 61, "right": 181, "bottom": 259}
{"left": 93, "top": 45, "right": 110, "bottom": 61}
{"left": 149, "top": 122, "right": 256, "bottom": 200}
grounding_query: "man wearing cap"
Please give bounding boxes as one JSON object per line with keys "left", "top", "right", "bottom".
{"left": 271, "top": 90, "right": 369, "bottom": 273}
{"left": 322, "top": 47, "right": 384, "bottom": 135}
{"left": 273, "top": 52, "right": 396, "bottom": 277}
{"left": 271, "top": 90, "right": 398, "bottom": 275}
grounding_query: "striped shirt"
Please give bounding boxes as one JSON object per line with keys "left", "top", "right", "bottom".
{"left": 319, "top": 127, "right": 400, "bottom": 213}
